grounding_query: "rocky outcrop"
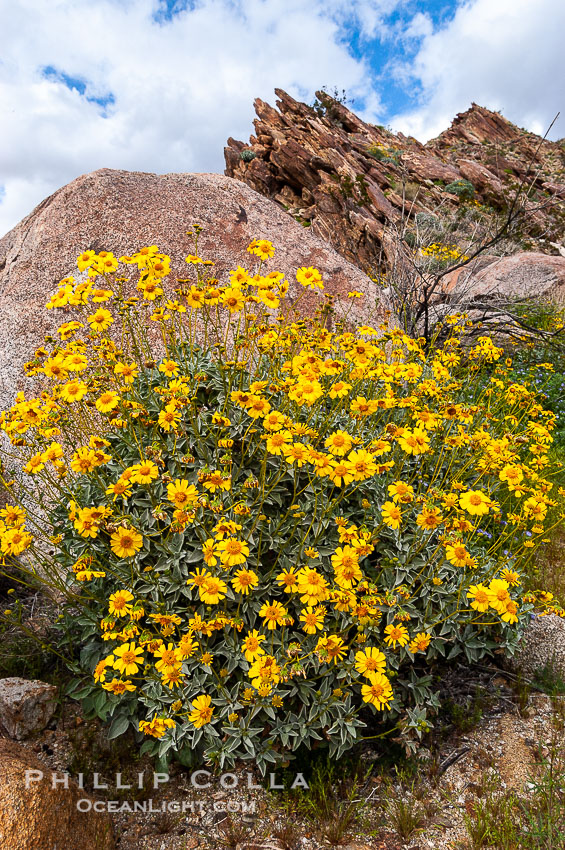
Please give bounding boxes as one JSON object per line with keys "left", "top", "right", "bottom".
{"left": 225, "top": 90, "right": 565, "bottom": 276}
{"left": 511, "top": 613, "right": 565, "bottom": 682}
{"left": 443, "top": 252, "right": 565, "bottom": 301}
{"left": 225, "top": 89, "right": 407, "bottom": 273}
{"left": 0, "top": 737, "right": 115, "bottom": 850}
{"left": 0, "top": 678, "right": 57, "bottom": 740}
{"left": 0, "top": 169, "right": 382, "bottom": 411}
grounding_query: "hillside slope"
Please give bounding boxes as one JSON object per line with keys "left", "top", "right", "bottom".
{"left": 225, "top": 89, "right": 565, "bottom": 276}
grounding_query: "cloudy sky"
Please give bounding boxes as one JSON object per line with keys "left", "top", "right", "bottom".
{"left": 0, "top": 0, "right": 563, "bottom": 237}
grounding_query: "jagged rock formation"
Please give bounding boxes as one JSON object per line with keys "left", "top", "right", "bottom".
{"left": 225, "top": 89, "right": 565, "bottom": 276}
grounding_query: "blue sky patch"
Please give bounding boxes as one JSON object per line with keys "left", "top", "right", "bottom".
{"left": 152, "top": 0, "right": 198, "bottom": 23}
{"left": 342, "top": 0, "right": 460, "bottom": 118}
{"left": 42, "top": 66, "right": 115, "bottom": 112}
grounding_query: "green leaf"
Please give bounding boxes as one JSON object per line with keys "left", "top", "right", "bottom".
{"left": 108, "top": 713, "right": 131, "bottom": 739}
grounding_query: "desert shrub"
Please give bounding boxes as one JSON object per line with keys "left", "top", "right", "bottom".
{"left": 0, "top": 561, "right": 61, "bottom": 681}
{"left": 403, "top": 215, "right": 447, "bottom": 253}
{"left": 503, "top": 302, "right": 565, "bottom": 445}
{"left": 414, "top": 213, "right": 440, "bottom": 229}
{"left": 0, "top": 237, "right": 562, "bottom": 774}
{"left": 240, "top": 149, "right": 256, "bottom": 163}
{"left": 444, "top": 179, "right": 475, "bottom": 201}
{"left": 366, "top": 143, "right": 402, "bottom": 165}
{"left": 312, "top": 87, "right": 349, "bottom": 121}
{"left": 402, "top": 182, "right": 421, "bottom": 202}
{"left": 496, "top": 303, "right": 565, "bottom": 599}
{"left": 419, "top": 242, "right": 469, "bottom": 268}
{"left": 339, "top": 173, "right": 370, "bottom": 206}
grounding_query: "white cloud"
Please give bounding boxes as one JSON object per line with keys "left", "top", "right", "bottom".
{"left": 0, "top": 0, "right": 562, "bottom": 238}
{"left": 401, "top": 12, "right": 434, "bottom": 42}
{"left": 390, "top": 0, "right": 565, "bottom": 142}
{"left": 0, "top": 0, "right": 389, "bottom": 236}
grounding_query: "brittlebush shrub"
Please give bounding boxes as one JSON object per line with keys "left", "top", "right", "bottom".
{"left": 1, "top": 236, "right": 563, "bottom": 773}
